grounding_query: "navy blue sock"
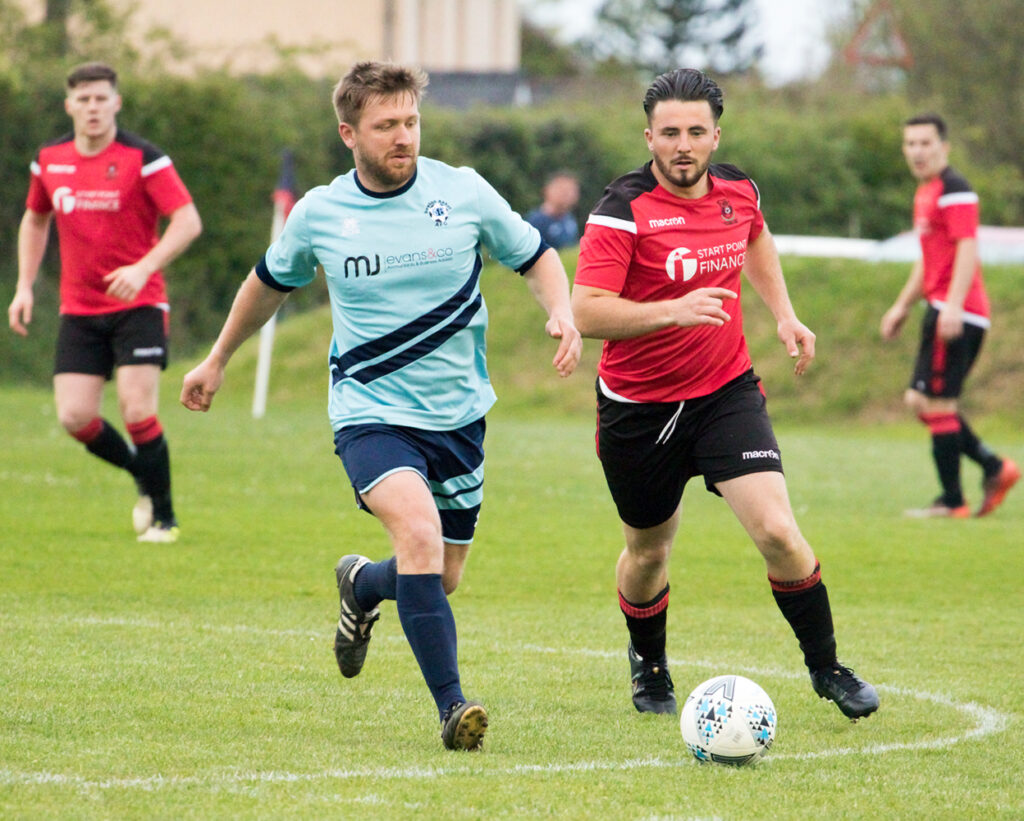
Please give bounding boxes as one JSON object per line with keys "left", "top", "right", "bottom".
{"left": 354, "top": 556, "right": 397, "bottom": 611}
{"left": 396, "top": 573, "right": 463, "bottom": 720}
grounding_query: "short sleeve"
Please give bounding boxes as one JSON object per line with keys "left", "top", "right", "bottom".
{"left": 258, "top": 197, "right": 318, "bottom": 290}
{"left": 474, "top": 171, "right": 543, "bottom": 271}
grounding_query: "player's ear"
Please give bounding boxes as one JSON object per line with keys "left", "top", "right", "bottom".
{"left": 338, "top": 122, "right": 357, "bottom": 149}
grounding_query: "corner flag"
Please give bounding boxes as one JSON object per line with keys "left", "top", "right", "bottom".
{"left": 252, "top": 150, "right": 297, "bottom": 419}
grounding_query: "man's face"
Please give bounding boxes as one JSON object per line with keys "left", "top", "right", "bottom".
{"left": 65, "top": 80, "right": 121, "bottom": 142}
{"left": 339, "top": 93, "right": 420, "bottom": 191}
{"left": 645, "top": 99, "right": 720, "bottom": 196}
{"left": 545, "top": 176, "right": 580, "bottom": 214}
{"left": 902, "top": 123, "right": 949, "bottom": 181}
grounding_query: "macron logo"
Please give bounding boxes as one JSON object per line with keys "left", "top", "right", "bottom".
{"left": 742, "top": 449, "right": 780, "bottom": 461}
{"left": 648, "top": 216, "right": 686, "bottom": 228}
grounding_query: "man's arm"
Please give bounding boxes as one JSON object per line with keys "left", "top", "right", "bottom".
{"left": 880, "top": 258, "right": 924, "bottom": 340}
{"left": 521, "top": 247, "right": 582, "bottom": 377}
{"left": 8, "top": 209, "right": 53, "bottom": 336}
{"left": 180, "top": 270, "right": 289, "bottom": 412}
{"left": 104, "top": 202, "right": 203, "bottom": 303}
{"left": 936, "top": 237, "right": 978, "bottom": 340}
{"left": 742, "top": 227, "right": 815, "bottom": 375}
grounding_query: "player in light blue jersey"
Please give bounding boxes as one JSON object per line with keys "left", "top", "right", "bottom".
{"left": 181, "top": 61, "right": 581, "bottom": 751}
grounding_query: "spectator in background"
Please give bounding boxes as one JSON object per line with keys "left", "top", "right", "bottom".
{"left": 526, "top": 171, "right": 581, "bottom": 249}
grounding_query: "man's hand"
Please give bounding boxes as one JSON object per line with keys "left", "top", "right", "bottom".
{"left": 545, "top": 316, "right": 582, "bottom": 377}
{"left": 7, "top": 290, "right": 33, "bottom": 336}
{"left": 880, "top": 304, "right": 908, "bottom": 340}
{"left": 180, "top": 358, "right": 225, "bottom": 412}
{"left": 104, "top": 262, "right": 152, "bottom": 303}
{"left": 669, "top": 287, "right": 737, "bottom": 328}
{"left": 937, "top": 304, "right": 964, "bottom": 341}
{"left": 778, "top": 317, "right": 816, "bottom": 375}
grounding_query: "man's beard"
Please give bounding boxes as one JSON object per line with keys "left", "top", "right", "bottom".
{"left": 654, "top": 154, "right": 709, "bottom": 191}
{"left": 359, "top": 151, "right": 417, "bottom": 190}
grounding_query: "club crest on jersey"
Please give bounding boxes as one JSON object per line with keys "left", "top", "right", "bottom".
{"left": 665, "top": 247, "right": 698, "bottom": 282}
{"left": 718, "top": 198, "right": 737, "bottom": 224}
{"left": 425, "top": 199, "right": 452, "bottom": 226}
{"left": 341, "top": 217, "right": 360, "bottom": 237}
{"left": 106, "top": 163, "right": 118, "bottom": 179}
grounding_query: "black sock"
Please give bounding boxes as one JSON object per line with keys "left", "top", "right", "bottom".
{"left": 620, "top": 585, "right": 669, "bottom": 661}
{"left": 82, "top": 419, "right": 135, "bottom": 470}
{"left": 932, "top": 431, "right": 964, "bottom": 506}
{"left": 132, "top": 435, "right": 174, "bottom": 521}
{"left": 770, "top": 566, "right": 837, "bottom": 671}
{"left": 958, "top": 415, "right": 1002, "bottom": 477}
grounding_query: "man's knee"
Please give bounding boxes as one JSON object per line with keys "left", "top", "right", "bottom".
{"left": 903, "top": 389, "right": 927, "bottom": 414}
{"left": 625, "top": 537, "right": 672, "bottom": 570}
{"left": 752, "top": 511, "right": 805, "bottom": 558}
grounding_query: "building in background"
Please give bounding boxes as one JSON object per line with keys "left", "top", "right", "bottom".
{"left": 17, "top": 0, "right": 524, "bottom": 105}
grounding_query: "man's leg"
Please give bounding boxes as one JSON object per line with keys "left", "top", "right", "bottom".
{"left": 54, "top": 372, "right": 132, "bottom": 465}
{"left": 717, "top": 471, "right": 878, "bottom": 720}
{"left": 899, "top": 390, "right": 969, "bottom": 516}
{"left": 958, "top": 414, "right": 1021, "bottom": 516}
{"left": 117, "top": 364, "right": 176, "bottom": 540}
{"left": 619, "top": 512, "right": 678, "bottom": 714}
{"left": 352, "top": 470, "right": 484, "bottom": 748}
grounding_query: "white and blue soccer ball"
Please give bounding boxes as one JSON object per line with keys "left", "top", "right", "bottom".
{"left": 680, "top": 674, "right": 776, "bottom": 766}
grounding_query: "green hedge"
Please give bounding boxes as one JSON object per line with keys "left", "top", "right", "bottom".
{"left": 2, "top": 68, "right": 1020, "bottom": 386}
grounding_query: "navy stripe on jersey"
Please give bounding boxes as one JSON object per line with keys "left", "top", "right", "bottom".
{"left": 330, "top": 255, "right": 484, "bottom": 385}
{"left": 515, "top": 239, "right": 551, "bottom": 273}
{"left": 255, "top": 255, "right": 297, "bottom": 292}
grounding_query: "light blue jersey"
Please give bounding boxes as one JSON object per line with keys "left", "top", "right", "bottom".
{"left": 256, "top": 157, "right": 546, "bottom": 432}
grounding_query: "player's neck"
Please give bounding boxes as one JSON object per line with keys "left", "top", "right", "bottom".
{"left": 75, "top": 127, "right": 117, "bottom": 157}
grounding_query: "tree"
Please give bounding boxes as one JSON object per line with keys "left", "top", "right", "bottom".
{"left": 890, "top": 0, "right": 1024, "bottom": 222}
{"left": 587, "top": 0, "right": 764, "bottom": 76}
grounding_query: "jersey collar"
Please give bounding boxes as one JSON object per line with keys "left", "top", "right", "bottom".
{"left": 353, "top": 166, "right": 418, "bottom": 199}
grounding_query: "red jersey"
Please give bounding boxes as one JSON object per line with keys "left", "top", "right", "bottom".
{"left": 575, "top": 162, "right": 764, "bottom": 402}
{"left": 25, "top": 129, "right": 193, "bottom": 316}
{"left": 913, "top": 166, "right": 989, "bottom": 326}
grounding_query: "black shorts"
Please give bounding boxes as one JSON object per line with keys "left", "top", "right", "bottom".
{"left": 54, "top": 307, "right": 169, "bottom": 379}
{"left": 909, "top": 305, "right": 985, "bottom": 399}
{"left": 596, "top": 370, "right": 783, "bottom": 530}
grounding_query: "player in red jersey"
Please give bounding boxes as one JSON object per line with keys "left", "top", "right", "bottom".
{"left": 572, "top": 68, "right": 878, "bottom": 721}
{"left": 7, "top": 62, "right": 202, "bottom": 542}
{"left": 881, "top": 113, "right": 1019, "bottom": 518}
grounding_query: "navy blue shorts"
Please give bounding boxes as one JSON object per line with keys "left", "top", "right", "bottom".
{"left": 596, "top": 370, "right": 783, "bottom": 530}
{"left": 55, "top": 307, "right": 169, "bottom": 378}
{"left": 333, "top": 419, "right": 486, "bottom": 544}
{"left": 910, "top": 305, "right": 985, "bottom": 399}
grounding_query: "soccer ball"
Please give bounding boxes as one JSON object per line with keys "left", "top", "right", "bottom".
{"left": 680, "top": 674, "right": 776, "bottom": 766}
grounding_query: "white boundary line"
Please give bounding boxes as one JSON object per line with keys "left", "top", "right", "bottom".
{"left": 0, "top": 619, "right": 1012, "bottom": 793}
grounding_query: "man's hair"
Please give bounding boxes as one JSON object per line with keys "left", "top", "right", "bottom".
{"left": 66, "top": 62, "right": 118, "bottom": 90}
{"left": 642, "top": 68, "right": 723, "bottom": 123}
{"left": 332, "top": 61, "right": 428, "bottom": 125}
{"left": 905, "top": 112, "right": 947, "bottom": 141}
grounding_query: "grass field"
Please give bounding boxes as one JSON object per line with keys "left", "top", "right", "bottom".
{"left": 1, "top": 353, "right": 1022, "bottom": 819}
